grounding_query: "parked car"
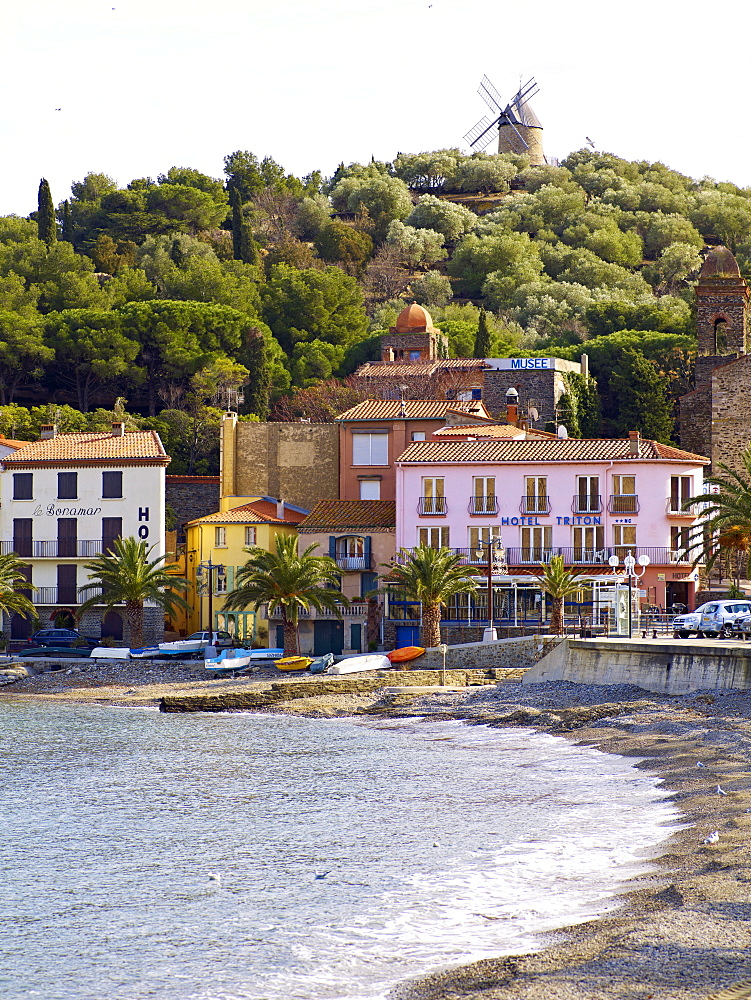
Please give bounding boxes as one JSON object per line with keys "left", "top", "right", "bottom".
{"left": 26, "top": 628, "right": 98, "bottom": 649}
{"left": 730, "top": 614, "right": 751, "bottom": 639}
{"left": 185, "top": 631, "right": 233, "bottom": 649}
{"left": 672, "top": 601, "right": 751, "bottom": 638}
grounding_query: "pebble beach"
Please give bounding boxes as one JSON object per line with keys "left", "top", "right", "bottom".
{"left": 3, "top": 659, "right": 751, "bottom": 1000}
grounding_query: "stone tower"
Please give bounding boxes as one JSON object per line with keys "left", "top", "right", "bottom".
{"left": 695, "top": 245, "right": 749, "bottom": 385}
{"left": 498, "top": 101, "right": 545, "bottom": 166}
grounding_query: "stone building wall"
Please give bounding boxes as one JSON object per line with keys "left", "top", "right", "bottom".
{"left": 483, "top": 369, "right": 568, "bottom": 425}
{"left": 166, "top": 476, "right": 221, "bottom": 542}
{"left": 696, "top": 284, "right": 747, "bottom": 357}
{"left": 709, "top": 354, "right": 751, "bottom": 475}
{"left": 679, "top": 385, "right": 712, "bottom": 459}
{"left": 230, "top": 422, "right": 340, "bottom": 510}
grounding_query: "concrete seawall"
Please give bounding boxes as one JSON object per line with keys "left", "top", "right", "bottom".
{"left": 524, "top": 637, "right": 751, "bottom": 694}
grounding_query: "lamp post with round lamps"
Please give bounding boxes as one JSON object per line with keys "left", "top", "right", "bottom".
{"left": 608, "top": 551, "right": 650, "bottom": 638}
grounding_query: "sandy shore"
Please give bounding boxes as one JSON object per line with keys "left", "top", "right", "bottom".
{"left": 3, "top": 660, "right": 751, "bottom": 999}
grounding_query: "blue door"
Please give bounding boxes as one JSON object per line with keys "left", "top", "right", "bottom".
{"left": 314, "top": 620, "right": 344, "bottom": 656}
{"left": 275, "top": 624, "right": 285, "bottom": 649}
{"left": 395, "top": 625, "right": 420, "bottom": 646}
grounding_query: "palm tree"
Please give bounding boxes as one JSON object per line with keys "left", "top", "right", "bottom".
{"left": 385, "top": 546, "right": 477, "bottom": 648}
{"left": 537, "top": 556, "right": 585, "bottom": 634}
{"left": 223, "top": 533, "right": 347, "bottom": 655}
{"left": 0, "top": 551, "right": 38, "bottom": 628}
{"left": 79, "top": 536, "right": 190, "bottom": 648}
{"left": 684, "top": 449, "right": 751, "bottom": 588}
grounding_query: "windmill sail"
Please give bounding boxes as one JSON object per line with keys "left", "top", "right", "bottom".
{"left": 463, "top": 74, "right": 546, "bottom": 165}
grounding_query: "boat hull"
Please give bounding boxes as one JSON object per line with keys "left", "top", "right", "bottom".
{"left": 275, "top": 656, "right": 313, "bottom": 672}
{"left": 327, "top": 654, "right": 391, "bottom": 675}
{"left": 386, "top": 646, "right": 425, "bottom": 664}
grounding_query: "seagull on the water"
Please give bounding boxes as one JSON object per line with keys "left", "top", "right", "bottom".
{"left": 703, "top": 831, "right": 720, "bottom": 844}
{"left": 696, "top": 761, "right": 707, "bottom": 768}
{"left": 207, "top": 872, "right": 221, "bottom": 882}
{"left": 717, "top": 785, "right": 728, "bottom": 796}
{"left": 314, "top": 870, "right": 333, "bottom": 880}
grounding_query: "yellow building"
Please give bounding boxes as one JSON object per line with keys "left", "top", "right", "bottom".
{"left": 183, "top": 496, "right": 309, "bottom": 645}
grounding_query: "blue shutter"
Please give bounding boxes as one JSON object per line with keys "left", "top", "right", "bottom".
{"left": 329, "top": 536, "right": 336, "bottom": 557}
{"left": 364, "top": 535, "right": 372, "bottom": 569}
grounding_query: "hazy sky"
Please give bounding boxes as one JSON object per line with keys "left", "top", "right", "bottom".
{"left": 2, "top": 0, "right": 750, "bottom": 216}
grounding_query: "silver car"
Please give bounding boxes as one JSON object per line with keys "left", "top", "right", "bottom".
{"left": 673, "top": 601, "right": 751, "bottom": 638}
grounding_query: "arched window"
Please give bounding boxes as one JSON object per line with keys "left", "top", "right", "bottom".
{"left": 714, "top": 316, "right": 728, "bottom": 354}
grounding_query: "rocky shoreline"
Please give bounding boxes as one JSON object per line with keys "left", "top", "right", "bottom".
{"left": 3, "top": 661, "right": 751, "bottom": 999}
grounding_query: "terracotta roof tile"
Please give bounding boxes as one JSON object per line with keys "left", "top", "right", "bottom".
{"left": 3, "top": 430, "right": 169, "bottom": 466}
{"left": 432, "top": 423, "right": 556, "bottom": 439}
{"left": 337, "top": 399, "right": 490, "bottom": 421}
{"left": 355, "top": 359, "right": 489, "bottom": 378}
{"left": 187, "top": 499, "right": 308, "bottom": 527}
{"left": 298, "top": 500, "right": 396, "bottom": 531}
{"left": 396, "top": 438, "right": 710, "bottom": 464}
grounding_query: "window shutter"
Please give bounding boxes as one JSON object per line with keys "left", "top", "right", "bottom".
{"left": 364, "top": 535, "right": 371, "bottom": 569}
{"left": 227, "top": 566, "right": 235, "bottom": 591}
{"left": 329, "top": 536, "right": 336, "bottom": 557}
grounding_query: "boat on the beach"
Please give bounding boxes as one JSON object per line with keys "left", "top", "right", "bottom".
{"left": 309, "top": 652, "right": 335, "bottom": 674}
{"left": 386, "top": 646, "right": 425, "bottom": 664}
{"left": 90, "top": 646, "right": 131, "bottom": 659}
{"left": 275, "top": 656, "right": 313, "bottom": 672}
{"left": 327, "top": 654, "right": 391, "bottom": 675}
{"left": 158, "top": 638, "right": 205, "bottom": 654}
{"left": 204, "top": 647, "right": 284, "bottom": 675}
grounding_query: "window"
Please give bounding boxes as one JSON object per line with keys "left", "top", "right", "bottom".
{"left": 472, "top": 477, "right": 496, "bottom": 514}
{"left": 411, "top": 431, "right": 426, "bottom": 442}
{"left": 361, "top": 571, "right": 378, "bottom": 599}
{"left": 524, "top": 477, "right": 548, "bottom": 514}
{"left": 13, "top": 474, "right": 33, "bottom": 500}
{"left": 418, "top": 526, "right": 449, "bottom": 548}
{"left": 352, "top": 432, "right": 388, "bottom": 466}
{"left": 57, "top": 519, "right": 78, "bottom": 558}
{"left": 57, "top": 564, "right": 77, "bottom": 605}
{"left": 573, "top": 525, "right": 604, "bottom": 561}
{"left": 244, "top": 526, "right": 257, "bottom": 546}
{"left": 215, "top": 526, "right": 227, "bottom": 547}
{"left": 102, "top": 471, "right": 123, "bottom": 498}
{"left": 521, "top": 526, "right": 552, "bottom": 562}
{"left": 421, "top": 477, "right": 445, "bottom": 514}
{"left": 410, "top": 350, "right": 421, "bottom": 361}
{"left": 613, "top": 524, "right": 636, "bottom": 556}
{"left": 359, "top": 480, "right": 381, "bottom": 500}
{"left": 468, "top": 526, "right": 503, "bottom": 560}
{"left": 13, "top": 519, "right": 32, "bottom": 558}
{"left": 57, "top": 472, "right": 77, "bottom": 500}
{"left": 102, "top": 517, "right": 122, "bottom": 555}
{"left": 671, "top": 526, "right": 691, "bottom": 559}
{"left": 670, "top": 476, "right": 692, "bottom": 512}
{"left": 611, "top": 475, "right": 637, "bottom": 513}
{"left": 575, "top": 476, "right": 600, "bottom": 514}
{"left": 215, "top": 573, "right": 228, "bottom": 594}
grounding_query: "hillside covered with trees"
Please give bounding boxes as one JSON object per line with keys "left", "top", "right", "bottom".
{"left": 3, "top": 147, "right": 751, "bottom": 469}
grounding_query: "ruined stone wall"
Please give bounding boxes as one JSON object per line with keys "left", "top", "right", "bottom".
{"left": 709, "top": 354, "right": 751, "bottom": 475}
{"left": 679, "top": 386, "right": 712, "bottom": 459}
{"left": 166, "top": 476, "right": 221, "bottom": 542}
{"left": 234, "top": 423, "right": 339, "bottom": 510}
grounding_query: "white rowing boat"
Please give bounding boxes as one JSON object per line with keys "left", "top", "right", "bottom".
{"left": 327, "top": 654, "right": 391, "bottom": 675}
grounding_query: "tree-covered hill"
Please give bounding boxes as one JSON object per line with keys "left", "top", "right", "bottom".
{"left": 2, "top": 145, "right": 751, "bottom": 463}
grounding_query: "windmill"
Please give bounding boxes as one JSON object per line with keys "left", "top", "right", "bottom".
{"left": 464, "top": 75, "right": 546, "bottom": 166}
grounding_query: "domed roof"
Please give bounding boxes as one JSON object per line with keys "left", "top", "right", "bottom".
{"left": 395, "top": 303, "right": 436, "bottom": 333}
{"left": 700, "top": 246, "right": 742, "bottom": 280}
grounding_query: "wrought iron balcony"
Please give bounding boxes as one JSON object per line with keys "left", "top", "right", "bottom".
{"left": 31, "top": 586, "right": 104, "bottom": 606}
{"left": 335, "top": 555, "right": 372, "bottom": 572}
{"left": 571, "top": 495, "right": 603, "bottom": 515}
{"left": 4, "top": 540, "right": 108, "bottom": 558}
{"left": 468, "top": 495, "right": 498, "bottom": 515}
{"left": 417, "top": 496, "right": 447, "bottom": 515}
{"left": 666, "top": 498, "right": 697, "bottom": 516}
{"left": 415, "top": 546, "right": 696, "bottom": 568}
{"left": 608, "top": 494, "right": 640, "bottom": 514}
{"left": 267, "top": 603, "right": 368, "bottom": 619}
{"left": 519, "top": 496, "right": 550, "bottom": 514}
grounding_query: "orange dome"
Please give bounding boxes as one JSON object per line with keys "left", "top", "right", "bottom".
{"left": 700, "top": 246, "right": 742, "bottom": 280}
{"left": 395, "top": 303, "right": 436, "bottom": 333}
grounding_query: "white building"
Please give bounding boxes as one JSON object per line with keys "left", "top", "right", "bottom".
{"left": 0, "top": 422, "right": 169, "bottom": 643}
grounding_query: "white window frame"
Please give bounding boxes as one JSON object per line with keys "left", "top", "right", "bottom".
{"left": 359, "top": 480, "right": 381, "bottom": 500}
{"left": 244, "top": 526, "right": 257, "bottom": 546}
{"left": 352, "top": 432, "right": 388, "bottom": 466}
{"left": 418, "top": 526, "right": 449, "bottom": 548}
{"left": 215, "top": 526, "right": 227, "bottom": 548}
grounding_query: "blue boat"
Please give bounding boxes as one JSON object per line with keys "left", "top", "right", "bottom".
{"left": 309, "top": 653, "right": 335, "bottom": 674}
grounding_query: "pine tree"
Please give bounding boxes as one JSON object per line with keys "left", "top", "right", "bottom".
{"left": 37, "top": 178, "right": 57, "bottom": 246}
{"left": 473, "top": 308, "right": 491, "bottom": 358}
{"left": 609, "top": 349, "right": 674, "bottom": 443}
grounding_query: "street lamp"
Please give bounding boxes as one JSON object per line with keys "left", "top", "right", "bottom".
{"left": 482, "top": 537, "right": 507, "bottom": 641}
{"left": 195, "top": 560, "right": 226, "bottom": 641}
{"left": 608, "top": 551, "right": 650, "bottom": 638}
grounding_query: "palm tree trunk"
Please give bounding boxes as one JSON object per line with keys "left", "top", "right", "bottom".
{"left": 282, "top": 612, "right": 298, "bottom": 656}
{"left": 421, "top": 602, "right": 442, "bottom": 648}
{"left": 126, "top": 600, "right": 144, "bottom": 648}
{"left": 550, "top": 596, "right": 564, "bottom": 635}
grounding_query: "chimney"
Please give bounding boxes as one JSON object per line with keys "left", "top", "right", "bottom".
{"left": 505, "top": 386, "right": 519, "bottom": 426}
{"left": 40, "top": 424, "right": 57, "bottom": 440}
{"left": 628, "top": 430, "right": 640, "bottom": 457}
{"left": 381, "top": 346, "right": 395, "bottom": 363}
{"left": 111, "top": 422, "right": 125, "bottom": 437}
{"left": 277, "top": 499, "right": 286, "bottom": 520}
{"left": 581, "top": 353, "right": 589, "bottom": 379}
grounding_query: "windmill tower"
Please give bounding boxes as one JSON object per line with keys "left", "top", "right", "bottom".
{"left": 464, "top": 76, "right": 546, "bottom": 166}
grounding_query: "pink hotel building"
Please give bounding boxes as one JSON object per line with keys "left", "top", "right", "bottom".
{"left": 393, "top": 431, "right": 709, "bottom": 626}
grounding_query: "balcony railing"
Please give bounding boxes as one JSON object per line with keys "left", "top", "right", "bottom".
{"left": 571, "top": 495, "right": 603, "bottom": 514}
{"left": 31, "top": 586, "right": 104, "bottom": 606}
{"left": 417, "top": 496, "right": 447, "bottom": 515}
{"left": 608, "top": 494, "right": 640, "bottom": 514}
{"left": 2, "top": 540, "right": 110, "bottom": 558}
{"left": 335, "top": 555, "right": 371, "bottom": 572}
{"left": 410, "top": 546, "right": 696, "bottom": 568}
{"left": 666, "top": 498, "right": 697, "bottom": 516}
{"left": 519, "top": 496, "right": 550, "bottom": 514}
{"left": 468, "top": 496, "right": 498, "bottom": 515}
{"left": 267, "top": 603, "right": 368, "bottom": 619}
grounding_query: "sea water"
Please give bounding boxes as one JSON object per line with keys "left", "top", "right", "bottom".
{"left": 0, "top": 702, "right": 680, "bottom": 1000}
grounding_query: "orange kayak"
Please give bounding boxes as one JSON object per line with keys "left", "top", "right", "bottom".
{"left": 387, "top": 646, "right": 425, "bottom": 664}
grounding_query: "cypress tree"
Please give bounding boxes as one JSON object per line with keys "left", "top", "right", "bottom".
{"left": 231, "top": 187, "right": 245, "bottom": 261}
{"left": 241, "top": 329, "right": 271, "bottom": 419}
{"left": 37, "top": 178, "right": 57, "bottom": 245}
{"left": 473, "top": 308, "right": 491, "bottom": 358}
{"left": 61, "top": 199, "right": 73, "bottom": 243}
